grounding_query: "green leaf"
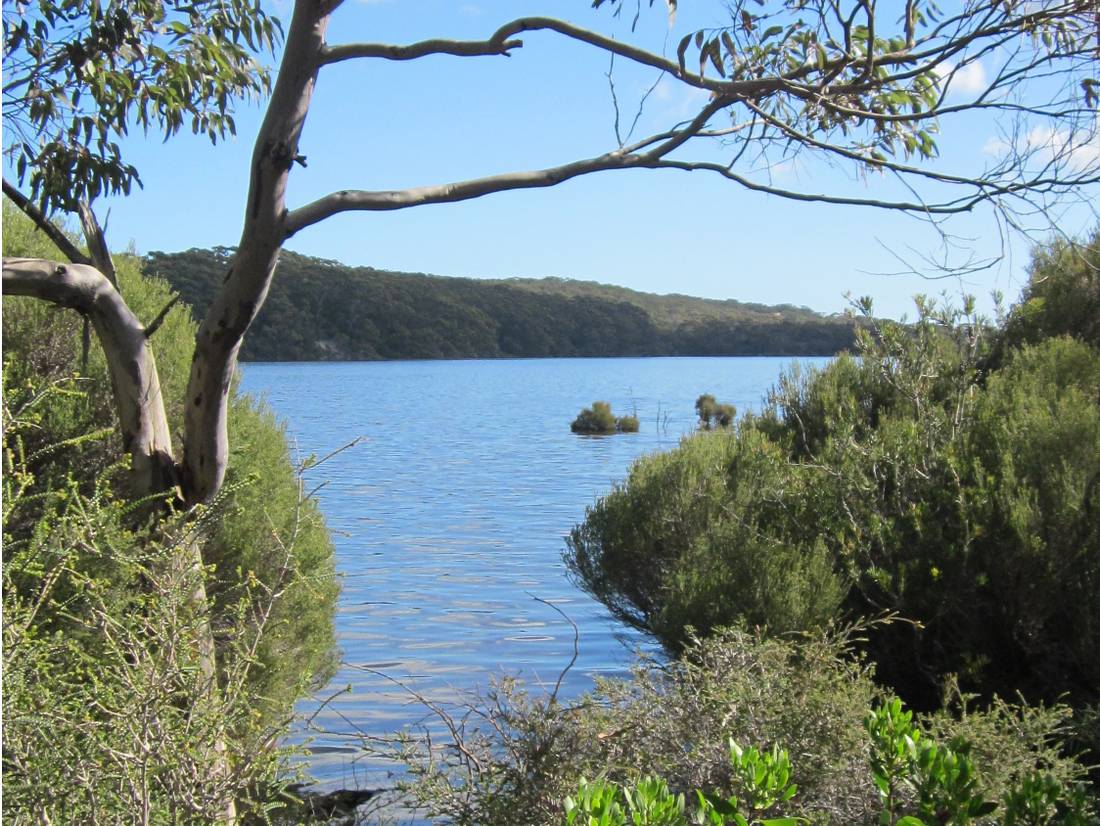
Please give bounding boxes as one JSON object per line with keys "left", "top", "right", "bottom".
{"left": 677, "top": 33, "right": 691, "bottom": 73}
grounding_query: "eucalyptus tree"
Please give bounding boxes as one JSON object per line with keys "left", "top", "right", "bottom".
{"left": 3, "top": 0, "right": 1098, "bottom": 510}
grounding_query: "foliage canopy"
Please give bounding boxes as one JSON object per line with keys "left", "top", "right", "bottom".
{"left": 2, "top": 0, "right": 279, "bottom": 212}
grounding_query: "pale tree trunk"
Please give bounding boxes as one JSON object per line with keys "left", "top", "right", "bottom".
{"left": 182, "top": 0, "right": 333, "bottom": 505}
{"left": 6, "top": 6, "right": 336, "bottom": 812}
{"left": 1, "top": 258, "right": 177, "bottom": 497}
{"left": 0, "top": 256, "right": 234, "bottom": 820}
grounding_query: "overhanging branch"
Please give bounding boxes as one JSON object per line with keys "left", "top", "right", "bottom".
{"left": 2, "top": 257, "right": 178, "bottom": 497}
{"left": 284, "top": 150, "right": 651, "bottom": 236}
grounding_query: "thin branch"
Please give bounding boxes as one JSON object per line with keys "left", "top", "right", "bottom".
{"left": 285, "top": 97, "right": 728, "bottom": 236}
{"left": 144, "top": 296, "right": 181, "bottom": 339}
{"left": 320, "top": 34, "right": 522, "bottom": 64}
{"left": 324, "top": 16, "right": 798, "bottom": 99}
{"left": 652, "top": 158, "right": 987, "bottom": 213}
{"left": 526, "top": 594, "right": 579, "bottom": 707}
{"left": 2, "top": 179, "right": 91, "bottom": 266}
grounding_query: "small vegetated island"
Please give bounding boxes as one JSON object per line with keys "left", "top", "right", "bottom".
{"left": 571, "top": 401, "right": 640, "bottom": 435}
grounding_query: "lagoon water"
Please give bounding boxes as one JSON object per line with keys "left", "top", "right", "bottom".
{"left": 239, "top": 356, "right": 828, "bottom": 789}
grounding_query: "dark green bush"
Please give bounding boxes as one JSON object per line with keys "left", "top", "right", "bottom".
{"left": 994, "top": 227, "right": 1100, "bottom": 355}
{"left": 567, "top": 233, "right": 1100, "bottom": 720}
{"left": 695, "top": 393, "right": 735, "bottom": 429}
{"left": 615, "top": 413, "right": 640, "bottom": 433}
{"left": 571, "top": 401, "right": 639, "bottom": 434}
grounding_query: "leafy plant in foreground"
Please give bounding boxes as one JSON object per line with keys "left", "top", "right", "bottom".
{"left": 2, "top": 375, "right": 303, "bottom": 823}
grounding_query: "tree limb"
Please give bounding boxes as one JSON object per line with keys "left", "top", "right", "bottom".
{"left": 320, "top": 34, "right": 523, "bottom": 64}
{"left": 2, "top": 179, "right": 91, "bottom": 266}
{"left": 77, "top": 200, "right": 118, "bottom": 289}
{"left": 2, "top": 257, "right": 178, "bottom": 498}
{"left": 284, "top": 150, "right": 650, "bottom": 235}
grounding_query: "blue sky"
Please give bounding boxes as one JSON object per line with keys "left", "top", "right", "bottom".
{"left": 33, "top": 0, "right": 1100, "bottom": 319}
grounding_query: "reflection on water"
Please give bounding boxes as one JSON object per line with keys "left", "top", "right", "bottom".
{"left": 239, "top": 356, "right": 826, "bottom": 789}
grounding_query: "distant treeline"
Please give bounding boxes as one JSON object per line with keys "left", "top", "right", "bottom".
{"left": 143, "top": 247, "right": 858, "bottom": 362}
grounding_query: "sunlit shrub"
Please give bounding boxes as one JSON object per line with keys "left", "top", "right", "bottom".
{"left": 2, "top": 376, "right": 301, "bottom": 822}
{"left": 1, "top": 205, "right": 338, "bottom": 725}
{"left": 566, "top": 427, "right": 847, "bottom": 648}
{"left": 385, "top": 627, "right": 1091, "bottom": 826}
{"left": 567, "top": 252, "right": 1100, "bottom": 721}
{"left": 572, "top": 401, "right": 639, "bottom": 434}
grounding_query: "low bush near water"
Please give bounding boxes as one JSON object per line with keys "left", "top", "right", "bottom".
{"left": 565, "top": 231, "right": 1100, "bottom": 731}
{"left": 1, "top": 377, "right": 305, "bottom": 822}
{"left": 381, "top": 627, "right": 1093, "bottom": 826}
{"left": 571, "top": 401, "right": 639, "bottom": 434}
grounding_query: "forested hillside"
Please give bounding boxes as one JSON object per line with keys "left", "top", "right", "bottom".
{"left": 144, "top": 248, "right": 857, "bottom": 361}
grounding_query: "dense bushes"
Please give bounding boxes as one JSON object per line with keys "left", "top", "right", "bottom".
{"left": 2, "top": 208, "right": 338, "bottom": 751}
{"left": 566, "top": 232, "right": 1100, "bottom": 726}
{"left": 387, "top": 627, "right": 1092, "bottom": 826}
{"left": 2, "top": 379, "right": 299, "bottom": 821}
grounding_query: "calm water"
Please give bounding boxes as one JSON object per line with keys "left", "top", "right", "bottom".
{"left": 239, "top": 356, "right": 827, "bottom": 789}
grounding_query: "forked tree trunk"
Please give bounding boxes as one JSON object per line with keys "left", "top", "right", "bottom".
{"left": 181, "top": 0, "right": 332, "bottom": 504}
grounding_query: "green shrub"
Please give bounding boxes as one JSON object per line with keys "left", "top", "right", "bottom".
{"left": 566, "top": 427, "right": 847, "bottom": 648}
{"left": 2, "top": 376, "right": 300, "bottom": 823}
{"left": 1, "top": 204, "right": 338, "bottom": 725}
{"left": 567, "top": 266, "right": 1100, "bottom": 720}
{"left": 696, "top": 393, "right": 736, "bottom": 429}
{"left": 572, "top": 401, "right": 638, "bottom": 434}
{"left": 994, "top": 227, "right": 1100, "bottom": 356}
{"left": 386, "top": 627, "right": 1091, "bottom": 826}
{"left": 615, "top": 414, "right": 640, "bottom": 433}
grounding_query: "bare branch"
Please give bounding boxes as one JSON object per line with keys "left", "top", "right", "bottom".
{"left": 2, "top": 258, "right": 178, "bottom": 497}
{"left": 284, "top": 150, "right": 647, "bottom": 235}
{"left": 320, "top": 34, "right": 523, "bottom": 64}
{"left": 2, "top": 179, "right": 91, "bottom": 266}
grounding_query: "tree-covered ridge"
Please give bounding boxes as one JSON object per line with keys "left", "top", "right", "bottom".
{"left": 143, "top": 247, "right": 858, "bottom": 362}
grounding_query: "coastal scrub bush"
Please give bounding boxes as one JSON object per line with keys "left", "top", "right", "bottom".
{"left": 2, "top": 376, "right": 301, "bottom": 823}
{"left": 994, "top": 227, "right": 1100, "bottom": 355}
{"left": 572, "top": 401, "right": 618, "bottom": 434}
{"left": 571, "top": 401, "right": 639, "bottom": 434}
{"left": 383, "top": 627, "right": 1091, "bottom": 826}
{"left": 696, "top": 393, "right": 735, "bottom": 429}
{"left": 2, "top": 206, "right": 338, "bottom": 725}
{"left": 567, "top": 232, "right": 1100, "bottom": 725}
{"left": 616, "top": 413, "right": 640, "bottom": 433}
{"left": 567, "top": 427, "right": 847, "bottom": 647}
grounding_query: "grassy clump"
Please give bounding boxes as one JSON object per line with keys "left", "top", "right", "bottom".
{"left": 695, "top": 393, "right": 735, "bottom": 429}
{"left": 571, "top": 401, "right": 639, "bottom": 434}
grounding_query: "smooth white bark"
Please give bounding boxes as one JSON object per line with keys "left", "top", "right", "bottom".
{"left": 2, "top": 257, "right": 177, "bottom": 498}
